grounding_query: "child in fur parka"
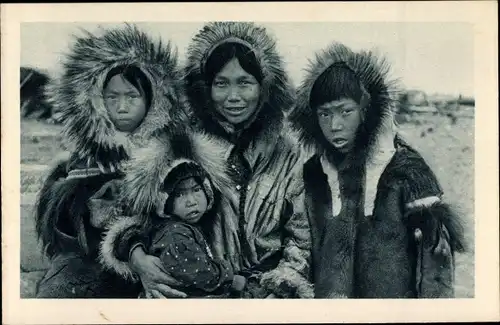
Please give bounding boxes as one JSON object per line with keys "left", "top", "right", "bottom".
{"left": 288, "top": 42, "right": 467, "bottom": 298}
{"left": 34, "top": 24, "right": 187, "bottom": 298}
{"left": 126, "top": 159, "right": 246, "bottom": 298}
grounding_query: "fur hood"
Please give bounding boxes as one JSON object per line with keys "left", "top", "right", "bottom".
{"left": 118, "top": 129, "right": 235, "bottom": 220}
{"left": 46, "top": 24, "right": 187, "bottom": 169}
{"left": 184, "top": 22, "right": 295, "bottom": 140}
{"left": 288, "top": 42, "right": 401, "bottom": 160}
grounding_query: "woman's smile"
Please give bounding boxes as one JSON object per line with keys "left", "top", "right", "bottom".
{"left": 224, "top": 106, "right": 247, "bottom": 114}
{"left": 211, "top": 58, "right": 261, "bottom": 125}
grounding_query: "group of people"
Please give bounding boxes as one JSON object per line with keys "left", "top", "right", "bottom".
{"left": 34, "top": 22, "right": 466, "bottom": 299}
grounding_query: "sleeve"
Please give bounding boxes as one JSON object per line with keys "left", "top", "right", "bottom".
{"left": 399, "top": 149, "right": 467, "bottom": 298}
{"left": 99, "top": 214, "right": 148, "bottom": 282}
{"left": 259, "top": 165, "right": 314, "bottom": 299}
{"left": 158, "top": 225, "right": 234, "bottom": 293}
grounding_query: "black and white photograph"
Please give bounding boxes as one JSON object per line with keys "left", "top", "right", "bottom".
{"left": 2, "top": 2, "right": 499, "bottom": 324}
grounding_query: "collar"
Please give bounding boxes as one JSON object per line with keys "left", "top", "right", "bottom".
{"left": 320, "top": 121, "right": 397, "bottom": 216}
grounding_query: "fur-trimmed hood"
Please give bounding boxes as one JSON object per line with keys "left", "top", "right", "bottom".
{"left": 46, "top": 23, "right": 187, "bottom": 169}
{"left": 118, "top": 129, "right": 235, "bottom": 220}
{"left": 184, "top": 22, "right": 295, "bottom": 141}
{"left": 289, "top": 42, "right": 402, "bottom": 217}
{"left": 288, "top": 42, "right": 400, "bottom": 160}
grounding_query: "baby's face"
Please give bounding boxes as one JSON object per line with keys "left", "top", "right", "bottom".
{"left": 170, "top": 177, "right": 208, "bottom": 224}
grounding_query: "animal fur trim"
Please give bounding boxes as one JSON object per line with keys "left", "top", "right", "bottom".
{"left": 119, "top": 129, "right": 235, "bottom": 218}
{"left": 405, "top": 201, "right": 467, "bottom": 254}
{"left": 260, "top": 265, "right": 314, "bottom": 299}
{"left": 153, "top": 158, "right": 216, "bottom": 218}
{"left": 99, "top": 216, "right": 141, "bottom": 282}
{"left": 46, "top": 23, "right": 186, "bottom": 167}
{"left": 288, "top": 42, "right": 400, "bottom": 160}
{"left": 406, "top": 196, "right": 441, "bottom": 210}
{"left": 184, "top": 22, "right": 295, "bottom": 135}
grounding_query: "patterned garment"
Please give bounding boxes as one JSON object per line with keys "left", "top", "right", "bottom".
{"left": 147, "top": 219, "right": 237, "bottom": 297}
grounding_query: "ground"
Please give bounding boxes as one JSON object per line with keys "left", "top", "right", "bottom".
{"left": 19, "top": 112, "right": 475, "bottom": 298}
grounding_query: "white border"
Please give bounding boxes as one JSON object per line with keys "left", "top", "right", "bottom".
{"left": 2, "top": 2, "right": 499, "bottom": 324}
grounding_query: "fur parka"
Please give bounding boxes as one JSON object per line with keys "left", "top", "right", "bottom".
{"left": 99, "top": 129, "right": 236, "bottom": 281}
{"left": 183, "top": 22, "right": 313, "bottom": 298}
{"left": 288, "top": 43, "right": 467, "bottom": 298}
{"left": 34, "top": 24, "right": 187, "bottom": 260}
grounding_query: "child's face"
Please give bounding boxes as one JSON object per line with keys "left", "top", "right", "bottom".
{"left": 170, "top": 177, "right": 208, "bottom": 224}
{"left": 104, "top": 74, "right": 147, "bottom": 133}
{"left": 316, "top": 98, "right": 363, "bottom": 154}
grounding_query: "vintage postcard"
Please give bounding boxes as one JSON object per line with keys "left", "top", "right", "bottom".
{"left": 2, "top": 1, "right": 498, "bottom": 324}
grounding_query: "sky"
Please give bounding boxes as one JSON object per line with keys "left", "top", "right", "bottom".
{"left": 20, "top": 22, "right": 474, "bottom": 97}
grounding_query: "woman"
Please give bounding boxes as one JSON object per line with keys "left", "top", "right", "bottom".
{"left": 288, "top": 42, "right": 466, "bottom": 298}
{"left": 102, "top": 22, "right": 313, "bottom": 298}
{"left": 34, "top": 24, "right": 187, "bottom": 298}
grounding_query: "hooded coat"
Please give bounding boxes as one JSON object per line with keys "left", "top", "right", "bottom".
{"left": 99, "top": 128, "right": 237, "bottom": 283}
{"left": 288, "top": 43, "right": 467, "bottom": 298}
{"left": 183, "top": 22, "right": 313, "bottom": 298}
{"left": 34, "top": 24, "right": 186, "bottom": 297}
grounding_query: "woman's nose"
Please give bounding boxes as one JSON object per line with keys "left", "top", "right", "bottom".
{"left": 227, "top": 86, "right": 241, "bottom": 102}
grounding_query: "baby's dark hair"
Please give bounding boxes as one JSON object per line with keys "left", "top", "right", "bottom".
{"left": 309, "top": 63, "right": 367, "bottom": 110}
{"left": 103, "top": 65, "right": 153, "bottom": 110}
{"left": 203, "top": 41, "right": 264, "bottom": 86}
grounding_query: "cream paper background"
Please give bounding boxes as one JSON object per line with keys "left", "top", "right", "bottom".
{"left": 2, "top": 2, "right": 498, "bottom": 324}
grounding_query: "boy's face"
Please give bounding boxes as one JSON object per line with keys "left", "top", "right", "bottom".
{"left": 170, "top": 177, "right": 208, "bottom": 224}
{"left": 104, "top": 74, "right": 147, "bottom": 133}
{"left": 316, "top": 98, "right": 363, "bottom": 154}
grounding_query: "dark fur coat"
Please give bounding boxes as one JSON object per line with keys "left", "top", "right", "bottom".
{"left": 288, "top": 43, "right": 467, "bottom": 298}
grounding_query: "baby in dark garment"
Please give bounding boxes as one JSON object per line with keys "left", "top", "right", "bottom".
{"left": 138, "top": 160, "right": 246, "bottom": 298}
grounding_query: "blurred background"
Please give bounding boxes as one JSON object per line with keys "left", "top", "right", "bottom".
{"left": 19, "top": 22, "right": 475, "bottom": 298}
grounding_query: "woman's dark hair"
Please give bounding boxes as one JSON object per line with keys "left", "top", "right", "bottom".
{"left": 103, "top": 65, "right": 153, "bottom": 110}
{"left": 309, "top": 63, "right": 365, "bottom": 110}
{"left": 203, "top": 42, "right": 264, "bottom": 85}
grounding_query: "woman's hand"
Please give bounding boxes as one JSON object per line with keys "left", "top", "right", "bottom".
{"left": 130, "top": 246, "right": 187, "bottom": 298}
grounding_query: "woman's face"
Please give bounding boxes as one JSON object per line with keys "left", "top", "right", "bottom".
{"left": 316, "top": 98, "right": 363, "bottom": 154}
{"left": 211, "top": 58, "right": 260, "bottom": 125}
{"left": 104, "top": 74, "right": 147, "bottom": 133}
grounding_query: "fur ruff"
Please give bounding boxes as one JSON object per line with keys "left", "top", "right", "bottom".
{"left": 184, "top": 22, "right": 295, "bottom": 139}
{"left": 288, "top": 42, "right": 400, "bottom": 160}
{"left": 46, "top": 23, "right": 187, "bottom": 167}
{"left": 288, "top": 42, "right": 402, "bottom": 216}
{"left": 119, "top": 129, "right": 235, "bottom": 219}
{"left": 99, "top": 216, "right": 141, "bottom": 281}
{"left": 152, "top": 158, "right": 216, "bottom": 219}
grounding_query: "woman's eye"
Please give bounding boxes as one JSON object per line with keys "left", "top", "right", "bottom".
{"left": 239, "top": 80, "right": 251, "bottom": 86}
{"left": 318, "top": 112, "right": 329, "bottom": 118}
{"left": 194, "top": 187, "right": 202, "bottom": 193}
{"left": 214, "top": 80, "right": 227, "bottom": 87}
{"left": 342, "top": 109, "right": 353, "bottom": 115}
